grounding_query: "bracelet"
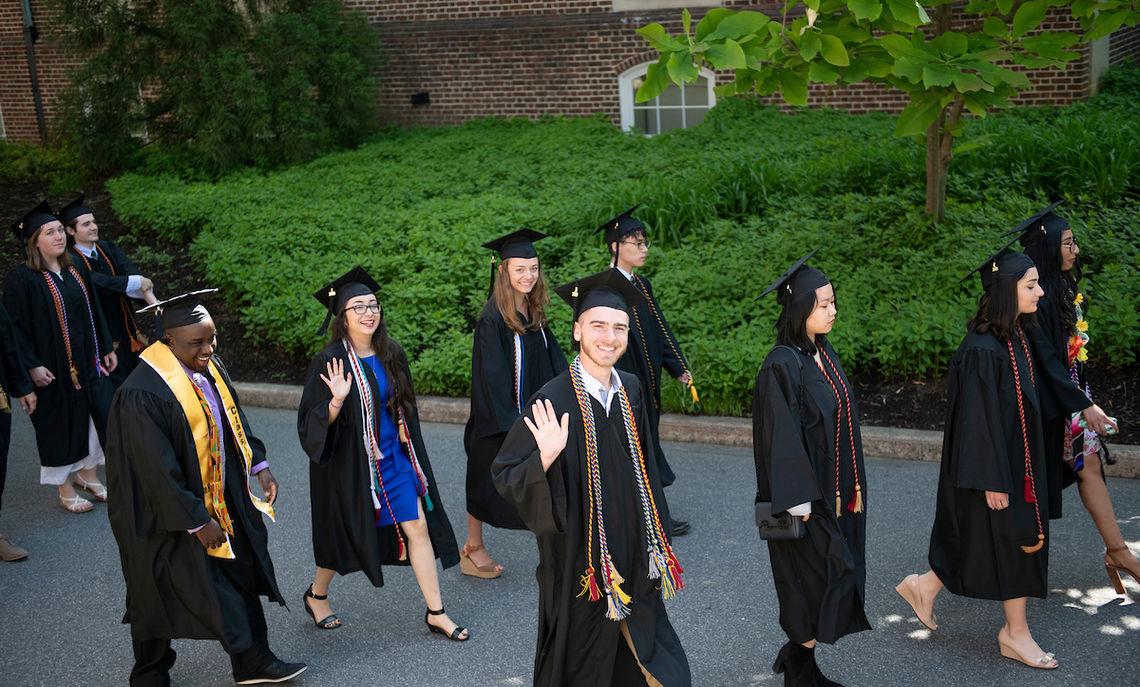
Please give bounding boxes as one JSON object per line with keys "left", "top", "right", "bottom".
{"left": 330, "top": 399, "right": 343, "bottom": 409}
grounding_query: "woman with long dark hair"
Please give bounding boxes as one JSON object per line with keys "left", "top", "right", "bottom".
{"left": 462, "top": 229, "right": 566, "bottom": 578}
{"left": 752, "top": 251, "right": 869, "bottom": 687}
{"left": 897, "top": 247, "right": 1056, "bottom": 669}
{"left": 5, "top": 201, "right": 116, "bottom": 513}
{"left": 296, "top": 266, "right": 465, "bottom": 639}
{"left": 1014, "top": 203, "right": 1137, "bottom": 590}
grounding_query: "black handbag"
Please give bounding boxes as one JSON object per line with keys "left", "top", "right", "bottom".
{"left": 755, "top": 501, "right": 805, "bottom": 540}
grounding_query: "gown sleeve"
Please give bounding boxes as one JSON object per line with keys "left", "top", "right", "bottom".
{"left": 110, "top": 389, "right": 214, "bottom": 534}
{"left": 1024, "top": 298, "right": 1091, "bottom": 420}
{"left": 752, "top": 349, "right": 822, "bottom": 514}
{"left": 947, "top": 347, "right": 1013, "bottom": 494}
{"left": 296, "top": 351, "right": 341, "bottom": 468}
{"left": 78, "top": 245, "right": 131, "bottom": 294}
{"left": 473, "top": 311, "right": 523, "bottom": 434}
{"left": 641, "top": 277, "right": 688, "bottom": 379}
{"left": 2, "top": 269, "right": 45, "bottom": 372}
{"left": 0, "top": 304, "right": 34, "bottom": 398}
{"left": 492, "top": 392, "right": 568, "bottom": 536}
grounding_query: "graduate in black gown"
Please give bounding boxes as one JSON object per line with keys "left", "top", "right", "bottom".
{"left": 896, "top": 247, "right": 1058, "bottom": 670}
{"left": 60, "top": 195, "right": 158, "bottom": 388}
{"left": 751, "top": 251, "right": 869, "bottom": 687}
{"left": 296, "top": 267, "right": 464, "bottom": 639}
{"left": 493, "top": 269, "right": 689, "bottom": 687}
{"left": 0, "top": 302, "right": 37, "bottom": 562}
{"left": 4, "top": 201, "right": 116, "bottom": 514}
{"left": 463, "top": 229, "right": 567, "bottom": 578}
{"left": 106, "top": 291, "right": 306, "bottom": 686}
{"left": 597, "top": 206, "right": 695, "bottom": 536}
{"left": 1013, "top": 203, "right": 1138, "bottom": 589}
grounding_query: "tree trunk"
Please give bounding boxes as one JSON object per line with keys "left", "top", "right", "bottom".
{"left": 925, "top": 110, "right": 948, "bottom": 221}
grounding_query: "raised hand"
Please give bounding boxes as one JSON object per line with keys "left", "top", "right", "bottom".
{"left": 320, "top": 357, "right": 352, "bottom": 404}
{"left": 523, "top": 398, "right": 569, "bottom": 471}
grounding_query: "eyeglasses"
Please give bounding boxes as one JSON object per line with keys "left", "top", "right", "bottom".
{"left": 620, "top": 239, "right": 650, "bottom": 250}
{"left": 345, "top": 303, "right": 381, "bottom": 315}
{"left": 1062, "top": 239, "right": 1078, "bottom": 251}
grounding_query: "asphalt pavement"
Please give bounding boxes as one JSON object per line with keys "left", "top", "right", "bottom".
{"left": 1, "top": 406, "right": 1137, "bottom": 687}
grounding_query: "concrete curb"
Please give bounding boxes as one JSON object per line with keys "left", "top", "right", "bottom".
{"left": 234, "top": 382, "right": 1140, "bottom": 479}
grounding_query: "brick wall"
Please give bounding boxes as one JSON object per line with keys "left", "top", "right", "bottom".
{"left": 0, "top": 1, "right": 1135, "bottom": 143}
{"left": 1108, "top": 23, "right": 1140, "bottom": 65}
{"left": 1, "top": 0, "right": 76, "bottom": 143}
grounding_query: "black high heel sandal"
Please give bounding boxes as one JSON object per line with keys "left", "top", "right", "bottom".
{"left": 425, "top": 607, "right": 469, "bottom": 641}
{"left": 303, "top": 585, "right": 341, "bottom": 630}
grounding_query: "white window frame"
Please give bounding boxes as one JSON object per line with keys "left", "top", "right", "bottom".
{"left": 618, "top": 62, "right": 716, "bottom": 135}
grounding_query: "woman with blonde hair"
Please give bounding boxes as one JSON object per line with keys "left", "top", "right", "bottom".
{"left": 461, "top": 229, "right": 567, "bottom": 578}
{"left": 5, "top": 201, "right": 116, "bottom": 513}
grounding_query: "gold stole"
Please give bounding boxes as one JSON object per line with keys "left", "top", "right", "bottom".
{"left": 140, "top": 343, "right": 274, "bottom": 559}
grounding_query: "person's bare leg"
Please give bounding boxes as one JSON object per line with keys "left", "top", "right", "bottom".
{"left": 305, "top": 567, "right": 340, "bottom": 627}
{"left": 464, "top": 513, "right": 502, "bottom": 571}
{"left": 76, "top": 467, "right": 99, "bottom": 485}
{"left": 408, "top": 504, "right": 466, "bottom": 638}
{"left": 1074, "top": 454, "right": 1140, "bottom": 578}
{"left": 999, "top": 597, "right": 1057, "bottom": 667}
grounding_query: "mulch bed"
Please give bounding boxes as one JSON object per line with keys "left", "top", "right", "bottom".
{"left": 3, "top": 180, "right": 1136, "bottom": 444}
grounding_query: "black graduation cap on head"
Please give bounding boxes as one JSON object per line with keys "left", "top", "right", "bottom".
{"left": 553, "top": 268, "right": 646, "bottom": 320}
{"left": 482, "top": 228, "right": 547, "bottom": 260}
{"left": 57, "top": 195, "right": 94, "bottom": 227}
{"left": 593, "top": 204, "right": 646, "bottom": 245}
{"left": 313, "top": 265, "right": 382, "bottom": 336}
{"left": 137, "top": 288, "right": 218, "bottom": 338}
{"left": 1003, "top": 200, "right": 1068, "bottom": 247}
{"left": 10, "top": 200, "right": 58, "bottom": 244}
{"left": 481, "top": 228, "right": 548, "bottom": 294}
{"left": 756, "top": 249, "right": 827, "bottom": 301}
{"left": 959, "top": 237, "right": 1035, "bottom": 291}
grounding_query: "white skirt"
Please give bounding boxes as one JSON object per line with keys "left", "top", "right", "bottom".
{"left": 39, "top": 416, "right": 105, "bottom": 485}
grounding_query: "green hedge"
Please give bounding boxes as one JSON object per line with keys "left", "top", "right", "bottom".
{"left": 107, "top": 93, "right": 1140, "bottom": 416}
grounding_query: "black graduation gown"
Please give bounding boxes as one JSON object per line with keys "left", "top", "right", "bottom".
{"left": 297, "top": 342, "right": 459, "bottom": 587}
{"left": 0, "top": 303, "right": 35, "bottom": 511}
{"left": 465, "top": 301, "right": 567, "bottom": 528}
{"left": 69, "top": 240, "right": 145, "bottom": 387}
{"left": 3, "top": 263, "right": 114, "bottom": 467}
{"left": 105, "top": 357, "right": 285, "bottom": 651}
{"left": 615, "top": 273, "right": 688, "bottom": 487}
{"left": 752, "top": 341, "right": 870, "bottom": 645}
{"left": 493, "top": 370, "right": 690, "bottom": 687}
{"left": 1024, "top": 281, "right": 1095, "bottom": 519}
{"left": 928, "top": 332, "right": 1050, "bottom": 600}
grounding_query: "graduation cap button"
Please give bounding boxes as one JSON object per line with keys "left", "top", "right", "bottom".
{"left": 571, "top": 286, "right": 579, "bottom": 298}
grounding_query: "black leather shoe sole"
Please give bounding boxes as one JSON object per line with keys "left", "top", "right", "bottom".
{"left": 235, "top": 662, "right": 308, "bottom": 684}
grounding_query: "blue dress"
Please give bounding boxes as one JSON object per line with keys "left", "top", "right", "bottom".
{"left": 361, "top": 355, "right": 420, "bottom": 526}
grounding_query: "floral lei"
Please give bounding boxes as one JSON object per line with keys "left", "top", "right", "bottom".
{"left": 1067, "top": 292, "right": 1089, "bottom": 365}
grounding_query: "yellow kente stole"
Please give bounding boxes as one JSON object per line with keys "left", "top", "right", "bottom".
{"left": 140, "top": 342, "right": 274, "bottom": 559}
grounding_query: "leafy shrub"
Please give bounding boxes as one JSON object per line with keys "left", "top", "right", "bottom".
{"left": 49, "top": 0, "right": 380, "bottom": 177}
{"left": 108, "top": 91, "right": 1140, "bottom": 414}
{"left": 0, "top": 141, "right": 85, "bottom": 191}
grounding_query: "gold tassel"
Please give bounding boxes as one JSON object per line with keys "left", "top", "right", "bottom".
{"left": 835, "top": 491, "right": 842, "bottom": 518}
{"left": 69, "top": 365, "right": 80, "bottom": 388}
{"left": 0, "top": 388, "right": 9, "bottom": 412}
{"left": 1021, "top": 533, "right": 1045, "bottom": 554}
{"left": 852, "top": 485, "right": 864, "bottom": 513}
{"left": 689, "top": 383, "right": 699, "bottom": 403}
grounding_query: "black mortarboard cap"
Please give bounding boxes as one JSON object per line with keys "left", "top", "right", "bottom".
{"left": 756, "top": 249, "right": 828, "bottom": 301}
{"left": 960, "top": 238, "right": 1036, "bottom": 290}
{"left": 481, "top": 228, "right": 547, "bottom": 260}
{"left": 11, "top": 200, "right": 58, "bottom": 244}
{"left": 593, "top": 204, "right": 646, "bottom": 245}
{"left": 57, "top": 195, "right": 94, "bottom": 227}
{"left": 313, "top": 265, "right": 382, "bottom": 335}
{"left": 138, "top": 288, "right": 218, "bottom": 338}
{"left": 553, "top": 268, "right": 646, "bottom": 320}
{"left": 1004, "top": 200, "right": 1068, "bottom": 247}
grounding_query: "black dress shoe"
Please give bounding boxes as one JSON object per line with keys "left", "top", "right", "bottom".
{"left": 671, "top": 519, "right": 691, "bottom": 536}
{"left": 235, "top": 660, "right": 308, "bottom": 685}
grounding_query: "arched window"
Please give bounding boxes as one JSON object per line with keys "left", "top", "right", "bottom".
{"left": 618, "top": 63, "right": 716, "bottom": 135}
